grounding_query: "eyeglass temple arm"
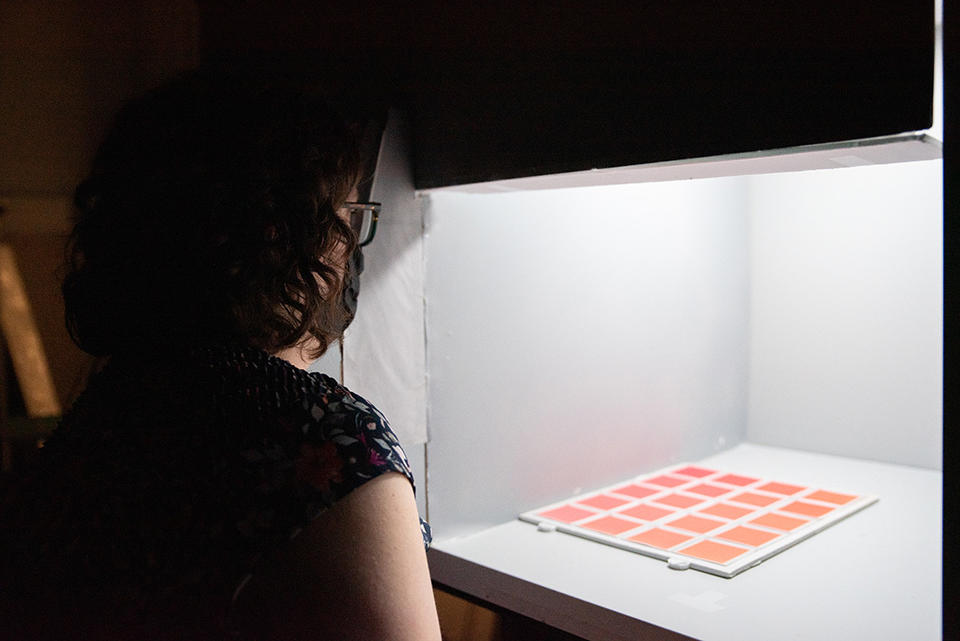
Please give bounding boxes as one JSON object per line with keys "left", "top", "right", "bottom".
{"left": 359, "top": 207, "right": 379, "bottom": 247}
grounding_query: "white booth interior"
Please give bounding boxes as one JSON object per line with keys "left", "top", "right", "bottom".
{"left": 309, "top": 145, "right": 942, "bottom": 640}
{"left": 417, "top": 155, "right": 942, "bottom": 641}
{"left": 423, "top": 156, "right": 941, "bottom": 531}
{"left": 307, "top": 24, "right": 944, "bottom": 639}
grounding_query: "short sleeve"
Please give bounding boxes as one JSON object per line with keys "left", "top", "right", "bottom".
{"left": 292, "top": 374, "right": 432, "bottom": 548}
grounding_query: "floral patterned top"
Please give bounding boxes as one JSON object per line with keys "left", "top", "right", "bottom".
{"left": 0, "top": 345, "right": 429, "bottom": 640}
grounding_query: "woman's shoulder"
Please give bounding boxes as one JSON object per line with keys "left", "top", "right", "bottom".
{"left": 193, "top": 345, "right": 416, "bottom": 501}
{"left": 202, "top": 346, "right": 431, "bottom": 545}
{"left": 294, "top": 369, "right": 416, "bottom": 497}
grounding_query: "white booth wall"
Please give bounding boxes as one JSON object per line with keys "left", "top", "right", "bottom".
{"left": 746, "top": 160, "right": 942, "bottom": 470}
{"left": 423, "top": 159, "right": 943, "bottom": 539}
{"left": 423, "top": 179, "right": 751, "bottom": 539}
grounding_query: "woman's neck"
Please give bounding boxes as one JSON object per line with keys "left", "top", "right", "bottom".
{"left": 273, "top": 343, "right": 318, "bottom": 371}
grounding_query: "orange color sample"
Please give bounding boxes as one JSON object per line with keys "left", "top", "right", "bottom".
{"left": 653, "top": 493, "right": 704, "bottom": 509}
{"left": 578, "top": 494, "right": 630, "bottom": 510}
{"left": 781, "top": 500, "right": 833, "bottom": 517}
{"left": 699, "top": 502, "right": 754, "bottom": 520}
{"left": 714, "top": 473, "right": 759, "bottom": 486}
{"left": 687, "top": 483, "right": 732, "bottom": 498}
{"left": 807, "top": 490, "right": 857, "bottom": 505}
{"left": 730, "top": 492, "right": 779, "bottom": 507}
{"left": 672, "top": 466, "right": 716, "bottom": 478}
{"left": 679, "top": 540, "right": 749, "bottom": 564}
{"left": 612, "top": 484, "right": 658, "bottom": 499}
{"left": 618, "top": 503, "right": 674, "bottom": 521}
{"left": 750, "top": 512, "right": 809, "bottom": 531}
{"left": 666, "top": 514, "right": 726, "bottom": 534}
{"left": 581, "top": 515, "right": 641, "bottom": 535}
{"left": 756, "top": 481, "right": 806, "bottom": 495}
{"left": 717, "top": 525, "right": 780, "bottom": 547}
{"left": 628, "top": 527, "right": 693, "bottom": 550}
{"left": 539, "top": 505, "right": 596, "bottom": 523}
{"left": 644, "top": 474, "right": 689, "bottom": 488}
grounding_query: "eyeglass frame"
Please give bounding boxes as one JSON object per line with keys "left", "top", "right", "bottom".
{"left": 340, "top": 201, "right": 381, "bottom": 247}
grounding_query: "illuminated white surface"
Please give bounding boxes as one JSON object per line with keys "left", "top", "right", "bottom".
{"left": 424, "top": 178, "right": 750, "bottom": 539}
{"left": 424, "top": 157, "right": 943, "bottom": 543}
{"left": 421, "top": 135, "right": 940, "bottom": 195}
{"left": 429, "top": 444, "right": 942, "bottom": 641}
{"left": 747, "top": 160, "right": 942, "bottom": 470}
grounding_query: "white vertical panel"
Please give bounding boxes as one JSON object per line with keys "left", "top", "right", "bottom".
{"left": 747, "top": 160, "right": 943, "bottom": 470}
{"left": 425, "top": 178, "right": 750, "bottom": 538}
{"left": 307, "top": 339, "right": 341, "bottom": 380}
{"left": 342, "top": 110, "right": 428, "bottom": 447}
{"left": 932, "top": 3, "right": 943, "bottom": 142}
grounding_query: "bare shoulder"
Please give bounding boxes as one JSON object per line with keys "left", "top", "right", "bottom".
{"left": 234, "top": 472, "right": 440, "bottom": 641}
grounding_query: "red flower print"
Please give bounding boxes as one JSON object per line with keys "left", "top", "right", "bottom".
{"left": 295, "top": 442, "right": 344, "bottom": 492}
{"left": 368, "top": 448, "right": 386, "bottom": 467}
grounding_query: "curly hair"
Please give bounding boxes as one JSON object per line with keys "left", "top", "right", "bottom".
{"left": 63, "top": 70, "right": 366, "bottom": 358}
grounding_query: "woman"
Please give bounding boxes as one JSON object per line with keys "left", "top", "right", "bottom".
{"left": 0, "top": 71, "right": 441, "bottom": 640}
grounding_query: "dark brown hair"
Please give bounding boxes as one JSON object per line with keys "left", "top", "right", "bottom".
{"left": 63, "top": 70, "right": 365, "bottom": 358}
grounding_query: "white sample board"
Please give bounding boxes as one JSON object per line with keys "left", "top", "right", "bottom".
{"left": 520, "top": 462, "right": 877, "bottom": 578}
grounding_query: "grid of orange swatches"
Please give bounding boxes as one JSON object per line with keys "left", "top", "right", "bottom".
{"left": 525, "top": 464, "right": 864, "bottom": 571}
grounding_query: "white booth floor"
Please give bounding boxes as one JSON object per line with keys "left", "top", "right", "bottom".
{"left": 428, "top": 443, "right": 941, "bottom": 641}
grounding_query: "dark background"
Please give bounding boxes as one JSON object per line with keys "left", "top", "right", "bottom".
{"left": 0, "top": 1, "right": 949, "bottom": 637}
{"left": 198, "top": 0, "right": 934, "bottom": 188}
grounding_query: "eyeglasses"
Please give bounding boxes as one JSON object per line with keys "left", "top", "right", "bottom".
{"left": 340, "top": 201, "right": 381, "bottom": 247}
